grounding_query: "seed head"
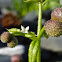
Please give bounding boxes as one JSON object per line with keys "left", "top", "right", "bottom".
{"left": 45, "top": 20, "right": 62, "bottom": 37}
{"left": 51, "top": 7, "right": 62, "bottom": 22}
{"left": 7, "top": 37, "right": 18, "bottom": 48}
{"left": 1, "top": 32, "right": 11, "bottom": 43}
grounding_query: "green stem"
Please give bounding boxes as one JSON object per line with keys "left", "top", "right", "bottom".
{"left": 37, "top": 2, "right": 42, "bottom": 35}
{"left": 37, "top": 2, "right": 42, "bottom": 62}
{"left": 37, "top": 43, "right": 41, "bottom": 62}
{"left": 38, "top": 26, "right": 45, "bottom": 38}
{"left": 42, "top": 0, "right": 49, "bottom": 6}
{"left": 37, "top": 26, "right": 45, "bottom": 62}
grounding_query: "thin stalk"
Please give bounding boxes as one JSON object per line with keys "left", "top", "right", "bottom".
{"left": 37, "top": 2, "right": 42, "bottom": 62}
{"left": 37, "top": 2, "right": 42, "bottom": 35}
{"left": 37, "top": 26, "right": 45, "bottom": 62}
{"left": 37, "top": 43, "right": 41, "bottom": 62}
{"left": 38, "top": 26, "right": 45, "bottom": 38}
{"left": 42, "top": 0, "right": 49, "bottom": 6}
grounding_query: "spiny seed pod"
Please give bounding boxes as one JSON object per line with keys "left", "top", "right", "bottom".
{"left": 51, "top": 7, "right": 62, "bottom": 22}
{"left": 7, "top": 37, "right": 18, "bottom": 48}
{"left": 45, "top": 20, "right": 62, "bottom": 37}
{"left": 1, "top": 32, "right": 11, "bottom": 43}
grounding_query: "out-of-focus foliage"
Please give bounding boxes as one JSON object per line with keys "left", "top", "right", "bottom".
{"left": 24, "top": 0, "right": 39, "bottom": 2}
{"left": 12, "top": 0, "right": 60, "bottom": 17}
{"left": 43, "top": 0, "right": 60, "bottom": 11}
{"left": 12, "top": 0, "right": 38, "bottom": 17}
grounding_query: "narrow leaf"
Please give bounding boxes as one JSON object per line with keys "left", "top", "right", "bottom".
{"left": 32, "top": 40, "right": 40, "bottom": 62}
{"left": 43, "top": 30, "right": 49, "bottom": 39}
{"left": 28, "top": 40, "right": 36, "bottom": 62}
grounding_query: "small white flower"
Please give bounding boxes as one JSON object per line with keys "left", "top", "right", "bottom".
{"left": 21, "top": 25, "right": 29, "bottom": 33}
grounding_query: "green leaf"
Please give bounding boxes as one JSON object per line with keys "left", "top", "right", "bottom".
{"left": 32, "top": 40, "right": 40, "bottom": 62}
{"left": 25, "top": 32, "right": 37, "bottom": 40}
{"left": 43, "top": 30, "right": 49, "bottom": 39}
{"left": 27, "top": 32, "right": 36, "bottom": 36}
{"left": 7, "top": 28, "right": 37, "bottom": 40}
{"left": 11, "top": 32, "right": 25, "bottom": 36}
{"left": 7, "top": 28, "right": 21, "bottom": 33}
{"left": 28, "top": 40, "right": 36, "bottom": 62}
{"left": 7, "top": 28, "right": 25, "bottom": 36}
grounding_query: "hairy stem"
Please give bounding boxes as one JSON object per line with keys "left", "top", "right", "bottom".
{"left": 37, "top": 2, "right": 42, "bottom": 35}
{"left": 42, "top": 0, "right": 49, "bottom": 6}
{"left": 37, "top": 2, "right": 42, "bottom": 62}
{"left": 28, "top": 40, "right": 36, "bottom": 62}
{"left": 37, "top": 43, "right": 41, "bottom": 62}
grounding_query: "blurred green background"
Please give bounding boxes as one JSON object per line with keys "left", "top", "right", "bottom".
{"left": 11, "top": 0, "right": 60, "bottom": 18}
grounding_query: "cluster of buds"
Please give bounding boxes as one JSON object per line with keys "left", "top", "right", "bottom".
{"left": 45, "top": 7, "right": 62, "bottom": 37}
{"left": 0, "top": 32, "right": 18, "bottom": 48}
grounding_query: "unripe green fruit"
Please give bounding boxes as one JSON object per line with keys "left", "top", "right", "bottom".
{"left": 51, "top": 7, "right": 62, "bottom": 22}
{"left": 7, "top": 37, "right": 18, "bottom": 48}
{"left": 1, "top": 32, "right": 11, "bottom": 43}
{"left": 45, "top": 20, "right": 62, "bottom": 37}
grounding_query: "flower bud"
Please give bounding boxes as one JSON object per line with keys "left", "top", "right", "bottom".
{"left": 45, "top": 20, "right": 62, "bottom": 37}
{"left": 51, "top": 7, "right": 62, "bottom": 22}
{"left": 1, "top": 32, "right": 11, "bottom": 43}
{"left": 7, "top": 37, "right": 18, "bottom": 48}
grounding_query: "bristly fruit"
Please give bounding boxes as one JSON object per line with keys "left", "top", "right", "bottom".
{"left": 7, "top": 37, "right": 18, "bottom": 48}
{"left": 51, "top": 7, "right": 62, "bottom": 22}
{"left": 45, "top": 20, "right": 62, "bottom": 37}
{"left": 1, "top": 32, "right": 11, "bottom": 43}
